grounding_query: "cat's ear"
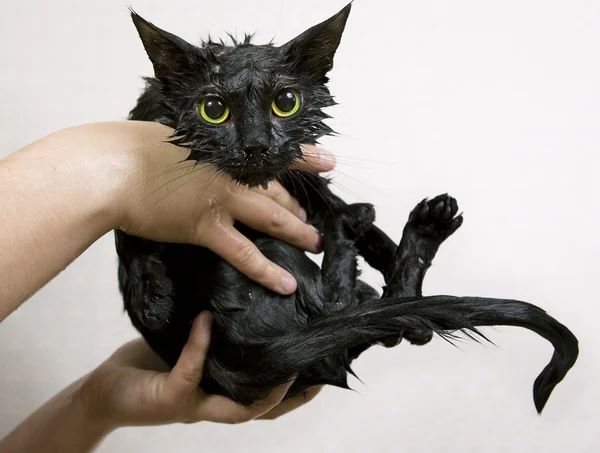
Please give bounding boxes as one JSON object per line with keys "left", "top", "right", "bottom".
{"left": 281, "top": 3, "right": 352, "bottom": 78}
{"left": 130, "top": 10, "right": 204, "bottom": 78}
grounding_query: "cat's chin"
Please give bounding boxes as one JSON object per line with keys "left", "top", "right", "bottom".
{"left": 224, "top": 152, "right": 299, "bottom": 190}
{"left": 233, "top": 173, "right": 276, "bottom": 191}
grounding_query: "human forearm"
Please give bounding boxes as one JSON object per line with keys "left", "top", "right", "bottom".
{"left": 0, "top": 378, "right": 113, "bottom": 453}
{"left": 0, "top": 125, "right": 123, "bottom": 320}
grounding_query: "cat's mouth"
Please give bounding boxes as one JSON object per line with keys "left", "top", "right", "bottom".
{"left": 225, "top": 153, "right": 296, "bottom": 190}
{"left": 232, "top": 168, "right": 280, "bottom": 190}
{"left": 202, "top": 143, "right": 301, "bottom": 190}
{"left": 238, "top": 174, "right": 273, "bottom": 190}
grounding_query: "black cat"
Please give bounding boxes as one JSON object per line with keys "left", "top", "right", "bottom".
{"left": 115, "top": 4, "right": 578, "bottom": 412}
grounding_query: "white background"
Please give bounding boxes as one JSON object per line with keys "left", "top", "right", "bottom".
{"left": 1, "top": 0, "right": 598, "bottom": 452}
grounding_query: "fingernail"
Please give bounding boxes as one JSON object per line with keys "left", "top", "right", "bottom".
{"left": 317, "top": 147, "right": 335, "bottom": 166}
{"left": 280, "top": 274, "right": 297, "bottom": 294}
{"left": 299, "top": 208, "right": 307, "bottom": 222}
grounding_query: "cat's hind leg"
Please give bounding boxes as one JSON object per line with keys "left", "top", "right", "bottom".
{"left": 115, "top": 232, "right": 176, "bottom": 333}
{"left": 379, "top": 194, "right": 463, "bottom": 346}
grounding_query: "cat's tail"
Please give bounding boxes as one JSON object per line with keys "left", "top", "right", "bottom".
{"left": 216, "top": 296, "right": 578, "bottom": 413}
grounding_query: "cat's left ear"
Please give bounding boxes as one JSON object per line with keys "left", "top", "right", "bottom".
{"left": 130, "top": 10, "right": 204, "bottom": 79}
{"left": 281, "top": 3, "right": 352, "bottom": 79}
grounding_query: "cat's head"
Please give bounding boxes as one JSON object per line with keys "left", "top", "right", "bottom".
{"left": 131, "top": 4, "right": 351, "bottom": 189}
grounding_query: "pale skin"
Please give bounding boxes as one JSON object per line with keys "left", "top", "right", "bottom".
{"left": 0, "top": 121, "right": 332, "bottom": 452}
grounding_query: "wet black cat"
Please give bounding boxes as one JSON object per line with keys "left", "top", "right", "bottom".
{"left": 115, "top": 4, "right": 578, "bottom": 411}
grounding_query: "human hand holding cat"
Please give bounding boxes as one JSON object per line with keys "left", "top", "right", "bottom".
{"left": 0, "top": 120, "right": 330, "bottom": 451}
{"left": 0, "top": 312, "right": 323, "bottom": 453}
{"left": 77, "top": 311, "right": 321, "bottom": 428}
{"left": 0, "top": 120, "right": 334, "bottom": 319}
{"left": 109, "top": 120, "right": 333, "bottom": 294}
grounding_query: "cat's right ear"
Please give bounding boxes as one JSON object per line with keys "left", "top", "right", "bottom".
{"left": 130, "top": 10, "right": 204, "bottom": 79}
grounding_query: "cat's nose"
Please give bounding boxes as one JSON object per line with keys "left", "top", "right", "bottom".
{"left": 244, "top": 145, "right": 269, "bottom": 161}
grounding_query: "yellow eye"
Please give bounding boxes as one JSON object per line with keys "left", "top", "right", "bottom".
{"left": 271, "top": 89, "right": 300, "bottom": 118}
{"left": 199, "top": 97, "right": 230, "bottom": 124}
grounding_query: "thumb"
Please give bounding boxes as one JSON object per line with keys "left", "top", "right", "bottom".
{"left": 292, "top": 145, "right": 336, "bottom": 173}
{"left": 165, "top": 312, "right": 213, "bottom": 399}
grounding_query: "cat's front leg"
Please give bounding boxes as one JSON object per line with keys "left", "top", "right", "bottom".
{"left": 320, "top": 203, "right": 376, "bottom": 309}
{"left": 281, "top": 171, "right": 399, "bottom": 277}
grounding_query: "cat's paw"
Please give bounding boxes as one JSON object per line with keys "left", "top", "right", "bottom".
{"left": 397, "top": 194, "right": 462, "bottom": 266}
{"left": 377, "top": 334, "right": 403, "bottom": 348}
{"left": 407, "top": 194, "right": 463, "bottom": 244}
{"left": 344, "top": 203, "right": 376, "bottom": 237}
{"left": 402, "top": 329, "right": 434, "bottom": 346}
{"left": 377, "top": 328, "right": 433, "bottom": 348}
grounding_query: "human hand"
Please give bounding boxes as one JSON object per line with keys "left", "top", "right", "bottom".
{"left": 78, "top": 312, "right": 322, "bottom": 428}
{"left": 98, "top": 121, "right": 334, "bottom": 295}
{"left": 0, "top": 314, "right": 322, "bottom": 453}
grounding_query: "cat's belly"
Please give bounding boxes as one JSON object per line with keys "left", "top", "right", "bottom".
{"left": 116, "top": 229, "right": 339, "bottom": 401}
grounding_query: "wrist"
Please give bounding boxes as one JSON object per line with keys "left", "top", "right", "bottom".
{"left": 70, "top": 376, "right": 119, "bottom": 437}
{"left": 50, "top": 121, "right": 150, "bottom": 232}
{"left": 72, "top": 120, "right": 188, "bottom": 231}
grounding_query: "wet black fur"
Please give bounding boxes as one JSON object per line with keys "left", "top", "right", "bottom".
{"left": 115, "top": 4, "right": 578, "bottom": 412}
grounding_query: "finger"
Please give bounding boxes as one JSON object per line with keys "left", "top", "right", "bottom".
{"left": 196, "top": 379, "right": 295, "bottom": 424}
{"left": 291, "top": 145, "right": 336, "bottom": 173}
{"left": 206, "top": 226, "right": 297, "bottom": 295}
{"left": 257, "top": 385, "right": 324, "bottom": 420}
{"left": 165, "top": 312, "right": 213, "bottom": 399}
{"left": 254, "top": 180, "right": 306, "bottom": 222}
{"left": 230, "top": 193, "right": 322, "bottom": 253}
